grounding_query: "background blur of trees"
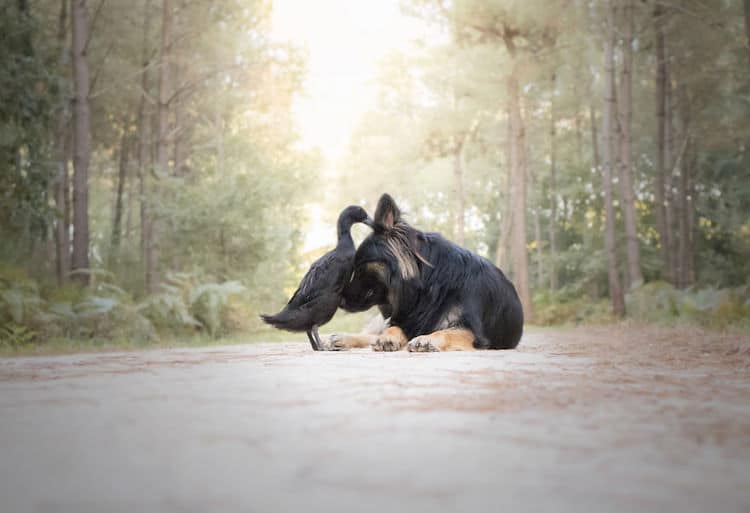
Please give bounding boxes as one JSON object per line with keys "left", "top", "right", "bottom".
{"left": 341, "top": 0, "right": 750, "bottom": 327}
{"left": 1, "top": 0, "right": 319, "bottom": 347}
{"left": 0, "top": 0, "right": 748, "bottom": 350}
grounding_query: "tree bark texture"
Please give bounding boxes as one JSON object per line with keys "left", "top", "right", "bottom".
{"left": 602, "top": 0, "right": 626, "bottom": 316}
{"left": 507, "top": 68, "right": 533, "bottom": 320}
{"left": 54, "top": 0, "right": 70, "bottom": 285}
{"left": 616, "top": 0, "right": 644, "bottom": 289}
{"left": 71, "top": 0, "right": 91, "bottom": 286}
{"left": 110, "top": 129, "right": 129, "bottom": 264}
{"left": 549, "top": 72, "right": 558, "bottom": 291}
{"left": 654, "top": 4, "right": 672, "bottom": 284}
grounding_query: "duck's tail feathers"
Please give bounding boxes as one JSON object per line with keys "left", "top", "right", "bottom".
{"left": 259, "top": 308, "right": 300, "bottom": 330}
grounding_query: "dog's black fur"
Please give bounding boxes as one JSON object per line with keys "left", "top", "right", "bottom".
{"left": 340, "top": 193, "right": 523, "bottom": 349}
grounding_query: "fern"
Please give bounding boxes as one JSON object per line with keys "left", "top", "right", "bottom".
{"left": 189, "top": 281, "right": 247, "bottom": 338}
{"left": 0, "top": 324, "right": 36, "bottom": 348}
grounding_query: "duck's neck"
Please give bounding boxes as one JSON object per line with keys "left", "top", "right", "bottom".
{"left": 336, "top": 218, "right": 355, "bottom": 249}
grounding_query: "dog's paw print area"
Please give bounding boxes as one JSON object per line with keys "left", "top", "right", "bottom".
{"left": 320, "top": 334, "right": 348, "bottom": 351}
{"left": 407, "top": 336, "right": 440, "bottom": 352}
{"left": 372, "top": 335, "right": 402, "bottom": 352}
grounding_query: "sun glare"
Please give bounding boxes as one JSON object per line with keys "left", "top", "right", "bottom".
{"left": 271, "top": 0, "right": 426, "bottom": 251}
{"left": 271, "top": 0, "right": 423, "bottom": 165}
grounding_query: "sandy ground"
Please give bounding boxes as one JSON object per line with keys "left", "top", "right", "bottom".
{"left": 1, "top": 325, "right": 749, "bottom": 513}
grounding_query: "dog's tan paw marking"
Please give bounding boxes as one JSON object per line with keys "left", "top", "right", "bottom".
{"left": 407, "top": 336, "right": 440, "bottom": 352}
{"left": 372, "top": 334, "right": 402, "bottom": 352}
{"left": 320, "top": 333, "right": 348, "bottom": 351}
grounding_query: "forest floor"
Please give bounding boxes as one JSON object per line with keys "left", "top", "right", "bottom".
{"left": 1, "top": 325, "right": 749, "bottom": 513}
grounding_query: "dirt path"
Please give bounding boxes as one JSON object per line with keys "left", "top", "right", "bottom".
{"left": 1, "top": 325, "right": 749, "bottom": 513}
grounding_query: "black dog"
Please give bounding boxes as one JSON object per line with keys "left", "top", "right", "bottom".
{"left": 322, "top": 193, "right": 523, "bottom": 352}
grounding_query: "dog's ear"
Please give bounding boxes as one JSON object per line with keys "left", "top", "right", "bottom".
{"left": 374, "top": 193, "right": 401, "bottom": 230}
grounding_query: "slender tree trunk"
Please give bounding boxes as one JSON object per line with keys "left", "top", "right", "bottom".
{"left": 588, "top": 104, "right": 602, "bottom": 299}
{"left": 54, "top": 125, "right": 71, "bottom": 285}
{"left": 125, "top": 152, "right": 134, "bottom": 241}
{"left": 146, "top": 0, "right": 172, "bottom": 293}
{"left": 135, "top": 0, "right": 152, "bottom": 289}
{"left": 110, "top": 130, "right": 129, "bottom": 265}
{"left": 654, "top": 4, "right": 671, "bottom": 283}
{"left": 54, "top": 0, "right": 70, "bottom": 286}
{"left": 549, "top": 72, "right": 558, "bottom": 291}
{"left": 664, "top": 51, "right": 678, "bottom": 282}
{"left": 616, "top": 0, "right": 644, "bottom": 289}
{"left": 603, "top": 0, "right": 626, "bottom": 316}
{"left": 453, "top": 137, "right": 466, "bottom": 246}
{"left": 685, "top": 151, "right": 696, "bottom": 285}
{"left": 532, "top": 167, "right": 543, "bottom": 289}
{"left": 507, "top": 66, "right": 533, "bottom": 320}
{"left": 70, "top": 0, "right": 91, "bottom": 286}
{"left": 744, "top": 0, "right": 750, "bottom": 51}
{"left": 675, "top": 82, "right": 693, "bottom": 288}
{"left": 495, "top": 108, "right": 513, "bottom": 271}
{"left": 590, "top": 105, "right": 601, "bottom": 175}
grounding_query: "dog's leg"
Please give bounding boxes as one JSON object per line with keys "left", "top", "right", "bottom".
{"left": 319, "top": 333, "right": 379, "bottom": 351}
{"left": 407, "top": 328, "right": 476, "bottom": 352}
{"left": 372, "top": 326, "right": 408, "bottom": 352}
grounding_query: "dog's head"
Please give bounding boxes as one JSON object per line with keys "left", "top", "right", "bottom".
{"left": 340, "top": 194, "right": 429, "bottom": 316}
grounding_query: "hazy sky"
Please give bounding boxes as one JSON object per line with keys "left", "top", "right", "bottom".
{"left": 270, "top": 0, "right": 424, "bottom": 165}
{"left": 271, "top": 0, "right": 428, "bottom": 250}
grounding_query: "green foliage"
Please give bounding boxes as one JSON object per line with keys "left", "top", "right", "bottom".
{"left": 533, "top": 290, "right": 615, "bottom": 326}
{"left": 626, "top": 282, "right": 750, "bottom": 329}
{"left": 138, "top": 273, "right": 249, "bottom": 339}
{"left": 0, "top": 324, "right": 36, "bottom": 349}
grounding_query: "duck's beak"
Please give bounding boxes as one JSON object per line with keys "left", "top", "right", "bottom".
{"left": 363, "top": 216, "right": 375, "bottom": 228}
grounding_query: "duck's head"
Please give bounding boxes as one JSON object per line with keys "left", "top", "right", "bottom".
{"left": 338, "top": 205, "right": 375, "bottom": 229}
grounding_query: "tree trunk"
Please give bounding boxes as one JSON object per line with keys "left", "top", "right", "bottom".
{"left": 676, "top": 82, "right": 694, "bottom": 288}
{"left": 588, "top": 104, "right": 602, "bottom": 299}
{"left": 54, "top": 0, "right": 70, "bottom": 286}
{"left": 744, "top": 0, "right": 750, "bottom": 51}
{"left": 548, "top": 72, "right": 558, "bottom": 291}
{"left": 654, "top": 3, "right": 671, "bottom": 284}
{"left": 602, "top": 0, "right": 626, "bottom": 316}
{"left": 507, "top": 67, "right": 533, "bottom": 320}
{"left": 664, "top": 50, "right": 678, "bottom": 283}
{"left": 146, "top": 0, "right": 172, "bottom": 293}
{"left": 135, "top": 0, "right": 152, "bottom": 290}
{"left": 532, "top": 170, "right": 543, "bottom": 289}
{"left": 110, "top": 129, "right": 129, "bottom": 265}
{"left": 616, "top": 0, "right": 644, "bottom": 289}
{"left": 496, "top": 106, "right": 512, "bottom": 271}
{"left": 495, "top": 108, "right": 513, "bottom": 271}
{"left": 54, "top": 125, "right": 71, "bottom": 285}
{"left": 70, "top": 0, "right": 91, "bottom": 286}
{"left": 685, "top": 151, "right": 696, "bottom": 285}
{"left": 453, "top": 137, "right": 466, "bottom": 246}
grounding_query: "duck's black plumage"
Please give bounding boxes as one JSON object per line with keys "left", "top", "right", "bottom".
{"left": 260, "top": 205, "right": 373, "bottom": 350}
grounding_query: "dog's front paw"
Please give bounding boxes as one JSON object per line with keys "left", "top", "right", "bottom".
{"left": 407, "top": 336, "right": 440, "bottom": 352}
{"left": 320, "top": 333, "right": 349, "bottom": 351}
{"left": 372, "top": 334, "right": 402, "bottom": 352}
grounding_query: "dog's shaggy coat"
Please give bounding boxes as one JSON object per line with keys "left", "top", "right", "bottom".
{"left": 323, "top": 194, "right": 523, "bottom": 352}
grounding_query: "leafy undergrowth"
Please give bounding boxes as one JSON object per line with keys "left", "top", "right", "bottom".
{"left": 0, "top": 266, "right": 260, "bottom": 355}
{"left": 533, "top": 281, "right": 750, "bottom": 333}
{"left": 2, "top": 263, "right": 747, "bottom": 356}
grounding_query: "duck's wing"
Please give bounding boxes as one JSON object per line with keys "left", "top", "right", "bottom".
{"left": 287, "top": 251, "right": 353, "bottom": 307}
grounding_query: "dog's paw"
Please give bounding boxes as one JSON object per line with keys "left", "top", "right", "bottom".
{"left": 407, "top": 336, "right": 440, "bottom": 352}
{"left": 320, "top": 333, "right": 349, "bottom": 351}
{"left": 372, "top": 334, "right": 402, "bottom": 352}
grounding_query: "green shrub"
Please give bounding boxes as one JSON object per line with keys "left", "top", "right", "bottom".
{"left": 625, "top": 281, "right": 679, "bottom": 322}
